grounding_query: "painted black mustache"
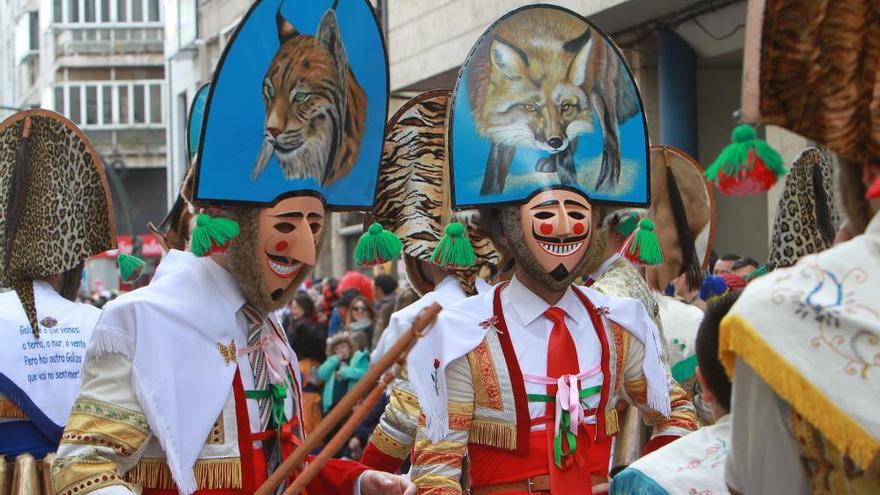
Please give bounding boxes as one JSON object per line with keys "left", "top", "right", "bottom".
{"left": 531, "top": 225, "right": 590, "bottom": 245}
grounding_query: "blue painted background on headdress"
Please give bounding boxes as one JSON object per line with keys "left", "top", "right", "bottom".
{"left": 448, "top": 5, "right": 649, "bottom": 208}
{"left": 194, "top": 0, "right": 388, "bottom": 209}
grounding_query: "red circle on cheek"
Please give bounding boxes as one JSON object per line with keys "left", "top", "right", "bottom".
{"left": 539, "top": 223, "right": 553, "bottom": 235}
{"left": 275, "top": 240, "right": 289, "bottom": 251}
{"left": 573, "top": 223, "right": 585, "bottom": 235}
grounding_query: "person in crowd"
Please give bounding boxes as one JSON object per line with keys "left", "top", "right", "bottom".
{"left": 345, "top": 295, "right": 376, "bottom": 344}
{"left": 292, "top": 322, "right": 327, "bottom": 438}
{"left": 357, "top": 92, "right": 499, "bottom": 476}
{"left": 401, "top": 11, "right": 696, "bottom": 493}
{"left": 283, "top": 291, "right": 317, "bottom": 340}
{"left": 731, "top": 257, "right": 759, "bottom": 277}
{"left": 329, "top": 289, "right": 361, "bottom": 337}
{"left": 721, "top": 2, "right": 879, "bottom": 492}
{"left": 610, "top": 291, "right": 740, "bottom": 494}
{"left": 318, "top": 276, "right": 340, "bottom": 326}
{"left": 0, "top": 110, "right": 117, "bottom": 495}
{"left": 52, "top": 2, "right": 415, "bottom": 492}
{"left": 372, "top": 274, "right": 398, "bottom": 347}
{"left": 318, "top": 332, "right": 371, "bottom": 414}
{"left": 712, "top": 253, "right": 740, "bottom": 275}
{"left": 337, "top": 271, "right": 375, "bottom": 304}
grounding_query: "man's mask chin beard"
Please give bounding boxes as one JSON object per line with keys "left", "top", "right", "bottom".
{"left": 549, "top": 264, "right": 570, "bottom": 281}
{"left": 224, "top": 208, "right": 317, "bottom": 313}
{"left": 500, "top": 206, "right": 607, "bottom": 291}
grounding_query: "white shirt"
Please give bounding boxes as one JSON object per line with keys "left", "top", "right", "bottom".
{"left": 502, "top": 275, "right": 602, "bottom": 428}
{"left": 0, "top": 280, "right": 101, "bottom": 427}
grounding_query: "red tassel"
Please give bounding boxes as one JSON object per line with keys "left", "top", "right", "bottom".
{"left": 716, "top": 151, "right": 778, "bottom": 195}
{"left": 866, "top": 176, "right": 880, "bottom": 200}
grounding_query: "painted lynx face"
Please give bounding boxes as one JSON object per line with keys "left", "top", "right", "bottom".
{"left": 252, "top": 9, "right": 362, "bottom": 184}
{"left": 479, "top": 31, "right": 595, "bottom": 154}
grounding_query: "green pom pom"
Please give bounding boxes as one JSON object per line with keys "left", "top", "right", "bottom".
{"left": 705, "top": 124, "right": 786, "bottom": 182}
{"left": 620, "top": 218, "right": 663, "bottom": 266}
{"left": 118, "top": 253, "right": 146, "bottom": 283}
{"left": 353, "top": 222, "right": 402, "bottom": 266}
{"left": 743, "top": 263, "right": 772, "bottom": 282}
{"left": 430, "top": 222, "right": 476, "bottom": 268}
{"left": 616, "top": 213, "right": 640, "bottom": 237}
{"left": 190, "top": 214, "right": 241, "bottom": 257}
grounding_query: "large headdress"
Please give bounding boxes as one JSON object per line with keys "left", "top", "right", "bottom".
{"left": 0, "top": 110, "right": 116, "bottom": 334}
{"left": 644, "top": 145, "right": 715, "bottom": 292}
{"left": 192, "top": 0, "right": 388, "bottom": 210}
{"left": 742, "top": 0, "right": 880, "bottom": 234}
{"left": 768, "top": 147, "right": 841, "bottom": 269}
{"left": 187, "top": 0, "right": 388, "bottom": 311}
{"left": 447, "top": 4, "right": 650, "bottom": 210}
{"left": 371, "top": 91, "right": 498, "bottom": 295}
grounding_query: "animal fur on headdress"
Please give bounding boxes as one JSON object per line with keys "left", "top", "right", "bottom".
{"left": 665, "top": 166, "right": 703, "bottom": 291}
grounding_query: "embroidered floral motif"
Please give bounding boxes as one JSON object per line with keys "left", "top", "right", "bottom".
{"left": 479, "top": 315, "right": 500, "bottom": 331}
{"left": 773, "top": 260, "right": 879, "bottom": 378}
{"left": 676, "top": 438, "right": 727, "bottom": 473}
{"left": 431, "top": 358, "right": 441, "bottom": 396}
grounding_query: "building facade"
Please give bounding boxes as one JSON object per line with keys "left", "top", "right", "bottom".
{"left": 1, "top": 0, "right": 169, "bottom": 291}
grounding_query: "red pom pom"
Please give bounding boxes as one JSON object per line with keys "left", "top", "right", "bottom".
{"left": 716, "top": 151, "right": 778, "bottom": 195}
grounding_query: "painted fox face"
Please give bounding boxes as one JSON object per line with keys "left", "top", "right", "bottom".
{"left": 476, "top": 31, "right": 594, "bottom": 154}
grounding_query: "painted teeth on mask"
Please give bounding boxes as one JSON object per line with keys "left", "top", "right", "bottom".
{"left": 540, "top": 241, "right": 583, "bottom": 256}
{"left": 270, "top": 260, "right": 295, "bottom": 274}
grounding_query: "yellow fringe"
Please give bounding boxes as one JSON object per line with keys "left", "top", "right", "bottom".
{"left": 719, "top": 314, "right": 880, "bottom": 472}
{"left": 123, "top": 457, "right": 241, "bottom": 490}
{"left": 0, "top": 399, "right": 27, "bottom": 419}
{"left": 470, "top": 420, "right": 517, "bottom": 450}
{"left": 605, "top": 409, "right": 620, "bottom": 437}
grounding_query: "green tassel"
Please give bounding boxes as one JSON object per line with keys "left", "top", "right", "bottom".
{"left": 118, "top": 253, "right": 146, "bottom": 283}
{"left": 621, "top": 218, "right": 664, "bottom": 266}
{"left": 705, "top": 124, "right": 786, "bottom": 182}
{"left": 190, "top": 214, "right": 241, "bottom": 257}
{"left": 353, "top": 223, "right": 402, "bottom": 266}
{"left": 430, "top": 222, "right": 476, "bottom": 268}
{"left": 616, "top": 213, "right": 640, "bottom": 237}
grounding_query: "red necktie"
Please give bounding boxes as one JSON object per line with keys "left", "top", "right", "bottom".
{"left": 544, "top": 307, "right": 589, "bottom": 494}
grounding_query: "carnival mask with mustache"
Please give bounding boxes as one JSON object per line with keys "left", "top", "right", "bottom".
{"left": 501, "top": 189, "right": 605, "bottom": 291}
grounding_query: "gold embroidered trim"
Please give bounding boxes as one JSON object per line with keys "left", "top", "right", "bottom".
{"left": 605, "top": 409, "right": 620, "bottom": 436}
{"left": 372, "top": 428, "right": 410, "bottom": 459}
{"left": 123, "top": 457, "right": 242, "bottom": 490}
{"left": 469, "top": 420, "right": 517, "bottom": 450}
{"left": 721, "top": 314, "right": 880, "bottom": 472}
{"left": 207, "top": 414, "right": 225, "bottom": 445}
{"left": 0, "top": 398, "right": 27, "bottom": 419}
{"left": 469, "top": 341, "right": 503, "bottom": 410}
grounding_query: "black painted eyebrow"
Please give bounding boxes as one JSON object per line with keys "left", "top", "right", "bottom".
{"left": 531, "top": 199, "right": 560, "bottom": 208}
{"left": 563, "top": 199, "right": 589, "bottom": 208}
{"left": 273, "top": 212, "right": 303, "bottom": 218}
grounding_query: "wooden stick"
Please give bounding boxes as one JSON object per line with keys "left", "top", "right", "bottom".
{"left": 255, "top": 302, "right": 442, "bottom": 495}
{"left": 284, "top": 370, "right": 394, "bottom": 495}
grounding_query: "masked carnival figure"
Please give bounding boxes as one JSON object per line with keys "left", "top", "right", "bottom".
{"left": 355, "top": 91, "right": 500, "bottom": 473}
{"left": 0, "top": 111, "right": 116, "bottom": 495}
{"left": 401, "top": 6, "right": 698, "bottom": 494}
{"left": 52, "top": 1, "right": 414, "bottom": 494}
{"left": 720, "top": 0, "right": 880, "bottom": 492}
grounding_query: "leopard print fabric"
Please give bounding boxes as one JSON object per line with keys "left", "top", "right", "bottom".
{"left": 768, "top": 147, "right": 841, "bottom": 269}
{"left": 374, "top": 91, "right": 498, "bottom": 295}
{"left": 0, "top": 110, "right": 115, "bottom": 333}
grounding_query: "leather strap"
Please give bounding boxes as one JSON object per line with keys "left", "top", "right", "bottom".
{"left": 471, "top": 474, "right": 551, "bottom": 495}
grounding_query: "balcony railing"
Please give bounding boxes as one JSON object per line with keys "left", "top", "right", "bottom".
{"left": 53, "top": 23, "right": 163, "bottom": 57}
{"left": 52, "top": 80, "right": 165, "bottom": 130}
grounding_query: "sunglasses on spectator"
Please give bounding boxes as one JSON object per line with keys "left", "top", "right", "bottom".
{"left": 352, "top": 306, "right": 368, "bottom": 312}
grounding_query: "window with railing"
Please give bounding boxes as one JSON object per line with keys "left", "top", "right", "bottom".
{"left": 53, "top": 0, "right": 162, "bottom": 24}
{"left": 52, "top": 81, "right": 164, "bottom": 129}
